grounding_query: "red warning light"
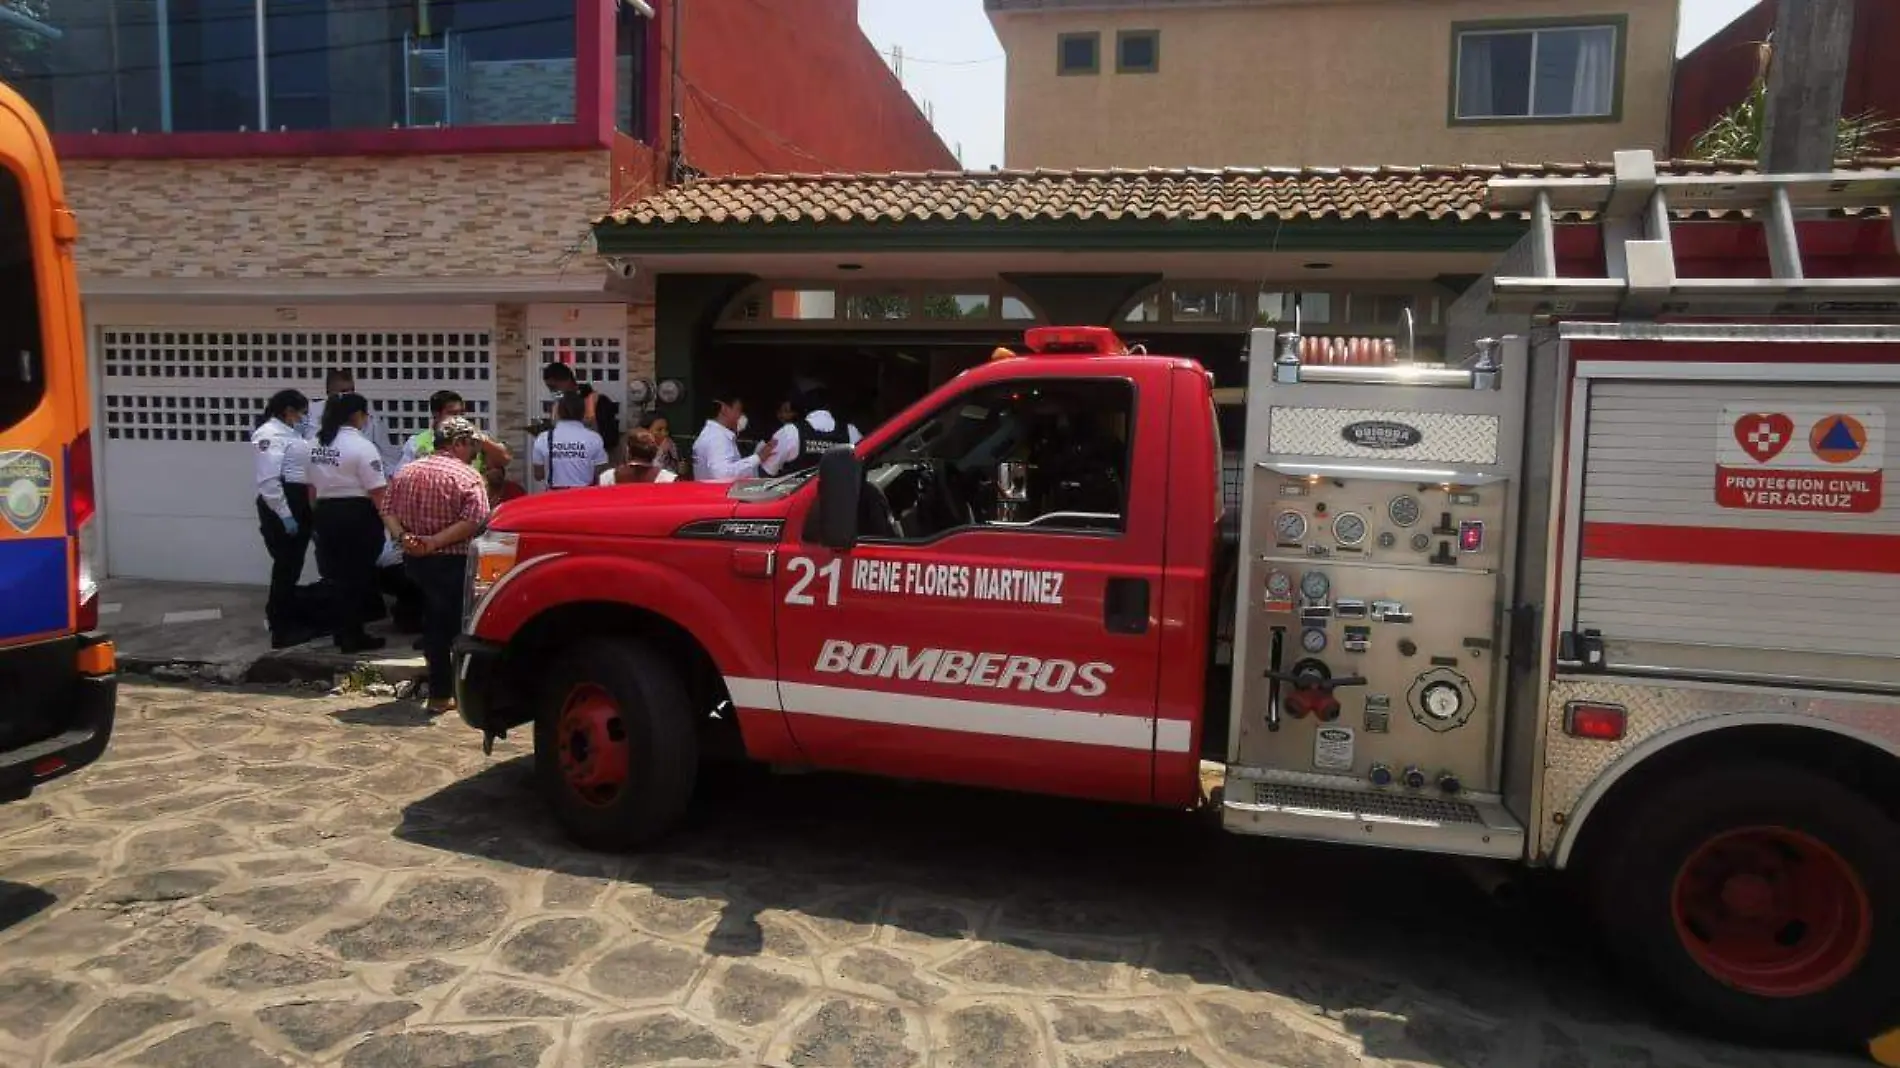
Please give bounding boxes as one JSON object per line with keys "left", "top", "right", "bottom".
{"left": 1458, "top": 520, "right": 1484, "bottom": 553}
{"left": 1024, "top": 326, "right": 1126, "bottom": 356}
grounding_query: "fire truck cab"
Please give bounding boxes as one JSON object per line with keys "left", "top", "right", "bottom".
{"left": 456, "top": 152, "right": 1900, "bottom": 1047}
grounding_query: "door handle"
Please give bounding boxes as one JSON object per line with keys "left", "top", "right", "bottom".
{"left": 1103, "top": 577, "right": 1150, "bottom": 635}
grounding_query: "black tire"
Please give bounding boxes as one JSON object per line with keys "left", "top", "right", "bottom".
{"left": 533, "top": 637, "right": 698, "bottom": 852}
{"left": 1587, "top": 760, "right": 1900, "bottom": 1048}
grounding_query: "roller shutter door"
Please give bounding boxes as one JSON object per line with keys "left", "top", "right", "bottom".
{"left": 1573, "top": 378, "right": 1900, "bottom": 689}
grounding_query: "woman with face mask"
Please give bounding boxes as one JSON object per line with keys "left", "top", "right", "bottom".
{"left": 253, "top": 389, "right": 319, "bottom": 649}
{"left": 306, "top": 393, "right": 388, "bottom": 653}
{"left": 688, "top": 389, "right": 775, "bottom": 483}
{"left": 639, "top": 412, "right": 681, "bottom": 475}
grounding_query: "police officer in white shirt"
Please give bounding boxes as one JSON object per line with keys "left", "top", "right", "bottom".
{"left": 689, "top": 389, "right": 777, "bottom": 483}
{"left": 302, "top": 368, "right": 400, "bottom": 468}
{"left": 307, "top": 393, "right": 389, "bottom": 653}
{"left": 531, "top": 391, "right": 609, "bottom": 490}
{"left": 760, "top": 384, "right": 862, "bottom": 477}
{"left": 253, "top": 389, "right": 320, "bottom": 649}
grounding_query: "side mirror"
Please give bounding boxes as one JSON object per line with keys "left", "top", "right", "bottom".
{"left": 812, "top": 448, "right": 863, "bottom": 551}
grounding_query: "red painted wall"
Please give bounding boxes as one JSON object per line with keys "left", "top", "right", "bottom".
{"left": 663, "top": 0, "right": 958, "bottom": 177}
{"left": 1671, "top": 0, "right": 1900, "bottom": 157}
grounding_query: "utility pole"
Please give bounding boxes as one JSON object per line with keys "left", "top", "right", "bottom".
{"left": 1759, "top": 0, "right": 1856, "bottom": 172}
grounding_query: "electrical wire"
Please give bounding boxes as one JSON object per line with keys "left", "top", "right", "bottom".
{"left": 880, "top": 49, "right": 1004, "bottom": 67}
{"left": 677, "top": 77, "right": 837, "bottom": 169}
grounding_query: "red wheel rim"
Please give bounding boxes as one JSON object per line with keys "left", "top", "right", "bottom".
{"left": 1671, "top": 826, "right": 1871, "bottom": 997}
{"left": 555, "top": 684, "right": 630, "bottom": 808}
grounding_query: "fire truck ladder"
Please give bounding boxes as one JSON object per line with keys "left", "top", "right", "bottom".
{"left": 1486, "top": 149, "right": 1900, "bottom": 319}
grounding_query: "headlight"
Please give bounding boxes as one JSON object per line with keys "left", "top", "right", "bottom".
{"left": 465, "top": 530, "right": 519, "bottom": 626}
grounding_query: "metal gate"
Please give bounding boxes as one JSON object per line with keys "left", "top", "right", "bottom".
{"left": 97, "top": 309, "right": 496, "bottom": 584}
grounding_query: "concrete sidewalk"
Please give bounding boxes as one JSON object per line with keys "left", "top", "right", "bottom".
{"left": 103, "top": 578, "right": 429, "bottom": 689}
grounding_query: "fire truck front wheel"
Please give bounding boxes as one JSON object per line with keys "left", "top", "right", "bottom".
{"left": 533, "top": 638, "right": 698, "bottom": 852}
{"left": 1589, "top": 761, "right": 1899, "bottom": 1048}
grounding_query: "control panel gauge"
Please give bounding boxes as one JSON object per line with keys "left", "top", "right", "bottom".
{"left": 1408, "top": 668, "right": 1477, "bottom": 733}
{"left": 1274, "top": 510, "right": 1308, "bottom": 543}
{"left": 1388, "top": 494, "right": 1422, "bottom": 528}
{"left": 1331, "top": 512, "right": 1368, "bottom": 547}
{"left": 1410, "top": 532, "right": 1432, "bottom": 552}
{"left": 1421, "top": 682, "right": 1463, "bottom": 721}
{"left": 1266, "top": 570, "right": 1294, "bottom": 602}
{"left": 1299, "top": 570, "right": 1331, "bottom": 603}
{"left": 1377, "top": 531, "right": 1397, "bottom": 549}
{"left": 1301, "top": 627, "right": 1328, "bottom": 653}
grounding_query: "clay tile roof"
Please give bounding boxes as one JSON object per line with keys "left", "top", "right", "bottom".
{"left": 597, "top": 158, "right": 1900, "bottom": 231}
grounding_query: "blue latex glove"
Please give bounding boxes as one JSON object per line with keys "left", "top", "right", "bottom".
{"left": 281, "top": 514, "right": 299, "bottom": 536}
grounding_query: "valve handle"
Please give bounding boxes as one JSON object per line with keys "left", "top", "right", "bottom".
{"left": 1264, "top": 670, "right": 1367, "bottom": 693}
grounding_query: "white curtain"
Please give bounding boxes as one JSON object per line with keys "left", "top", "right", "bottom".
{"left": 1569, "top": 28, "right": 1615, "bottom": 116}
{"left": 1457, "top": 35, "right": 1495, "bottom": 118}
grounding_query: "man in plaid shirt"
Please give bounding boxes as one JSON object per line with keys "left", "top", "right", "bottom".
{"left": 380, "top": 417, "right": 491, "bottom": 714}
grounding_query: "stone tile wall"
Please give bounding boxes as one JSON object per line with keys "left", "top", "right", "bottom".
{"left": 61, "top": 151, "right": 612, "bottom": 280}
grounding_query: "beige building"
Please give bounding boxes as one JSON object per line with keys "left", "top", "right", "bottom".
{"left": 988, "top": 0, "right": 1678, "bottom": 168}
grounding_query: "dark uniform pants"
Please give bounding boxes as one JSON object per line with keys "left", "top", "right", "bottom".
{"left": 404, "top": 554, "right": 465, "bottom": 697}
{"left": 255, "top": 484, "right": 314, "bottom": 636}
{"left": 314, "top": 497, "right": 384, "bottom": 646}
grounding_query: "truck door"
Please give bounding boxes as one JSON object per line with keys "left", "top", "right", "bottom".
{"left": 772, "top": 372, "right": 1171, "bottom": 804}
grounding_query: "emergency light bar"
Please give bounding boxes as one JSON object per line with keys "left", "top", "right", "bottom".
{"left": 1024, "top": 326, "right": 1126, "bottom": 356}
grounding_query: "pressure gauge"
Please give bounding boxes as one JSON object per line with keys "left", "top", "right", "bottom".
{"left": 1332, "top": 512, "right": 1368, "bottom": 547}
{"left": 1377, "top": 531, "right": 1397, "bottom": 550}
{"left": 1301, "top": 627, "right": 1328, "bottom": 653}
{"left": 1274, "top": 510, "right": 1308, "bottom": 543}
{"left": 1388, "top": 494, "right": 1422, "bottom": 528}
{"left": 1300, "top": 570, "right": 1331, "bottom": 602}
{"left": 1408, "top": 667, "right": 1477, "bottom": 733}
{"left": 1421, "top": 682, "right": 1463, "bottom": 721}
{"left": 1266, "top": 570, "right": 1295, "bottom": 602}
{"left": 1410, "top": 532, "right": 1432, "bottom": 552}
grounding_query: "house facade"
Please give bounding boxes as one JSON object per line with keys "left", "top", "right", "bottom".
{"left": 0, "top": 0, "right": 952, "bottom": 584}
{"left": 986, "top": 0, "right": 1678, "bottom": 168}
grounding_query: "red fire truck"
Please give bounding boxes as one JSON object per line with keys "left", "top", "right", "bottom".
{"left": 453, "top": 153, "right": 1900, "bottom": 1046}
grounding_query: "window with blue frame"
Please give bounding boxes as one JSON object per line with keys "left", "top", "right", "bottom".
{"left": 0, "top": 0, "right": 581, "bottom": 135}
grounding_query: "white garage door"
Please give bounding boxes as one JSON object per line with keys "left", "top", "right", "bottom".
{"left": 97, "top": 307, "right": 497, "bottom": 585}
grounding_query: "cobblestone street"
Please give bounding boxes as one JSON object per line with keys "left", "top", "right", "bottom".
{"left": 0, "top": 683, "right": 1860, "bottom": 1068}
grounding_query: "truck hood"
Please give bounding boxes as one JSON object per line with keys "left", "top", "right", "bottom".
{"left": 487, "top": 482, "right": 740, "bottom": 538}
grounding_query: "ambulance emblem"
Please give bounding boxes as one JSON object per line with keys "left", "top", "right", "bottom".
{"left": 1733, "top": 412, "right": 1793, "bottom": 463}
{"left": 0, "top": 450, "right": 54, "bottom": 534}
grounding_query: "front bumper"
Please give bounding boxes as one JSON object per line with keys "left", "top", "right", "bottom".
{"left": 451, "top": 634, "right": 509, "bottom": 734}
{"left": 0, "top": 634, "right": 117, "bottom": 802}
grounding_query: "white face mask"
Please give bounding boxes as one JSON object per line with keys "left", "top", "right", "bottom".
{"left": 736, "top": 414, "right": 749, "bottom": 434}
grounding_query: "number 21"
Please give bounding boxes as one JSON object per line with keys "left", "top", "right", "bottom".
{"left": 785, "top": 557, "right": 841, "bottom": 607}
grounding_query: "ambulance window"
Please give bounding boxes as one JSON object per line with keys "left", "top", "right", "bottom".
{"left": 862, "top": 377, "right": 1134, "bottom": 541}
{"left": 0, "top": 166, "right": 46, "bottom": 433}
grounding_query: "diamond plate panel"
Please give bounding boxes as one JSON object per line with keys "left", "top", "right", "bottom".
{"left": 1267, "top": 407, "right": 1500, "bottom": 464}
{"left": 1539, "top": 678, "right": 1900, "bottom": 862}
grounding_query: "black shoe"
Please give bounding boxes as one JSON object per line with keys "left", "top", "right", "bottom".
{"left": 336, "top": 635, "right": 387, "bottom": 654}
{"left": 411, "top": 638, "right": 426, "bottom": 651}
